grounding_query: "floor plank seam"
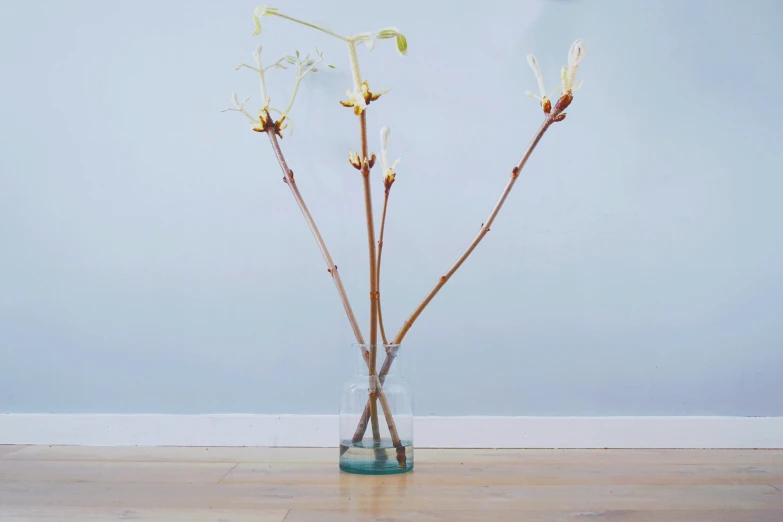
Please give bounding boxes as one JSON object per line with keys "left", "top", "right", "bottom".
{"left": 0, "top": 446, "right": 29, "bottom": 459}
{"left": 217, "top": 462, "right": 239, "bottom": 484}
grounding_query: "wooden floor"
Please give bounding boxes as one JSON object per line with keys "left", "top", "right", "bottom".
{"left": 1, "top": 446, "right": 782, "bottom": 521}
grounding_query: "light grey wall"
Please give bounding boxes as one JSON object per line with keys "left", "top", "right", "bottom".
{"left": 1, "top": 0, "right": 781, "bottom": 416}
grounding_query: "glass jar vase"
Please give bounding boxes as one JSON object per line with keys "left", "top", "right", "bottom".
{"left": 339, "top": 344, "right": 413, "bottom": 474}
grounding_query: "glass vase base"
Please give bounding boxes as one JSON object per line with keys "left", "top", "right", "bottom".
{"left": 339, "top": 439, "right": 414, "bottom": 475}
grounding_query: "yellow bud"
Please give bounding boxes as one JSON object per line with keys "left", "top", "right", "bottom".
{"left": 396, "top": 34, "right": 408, "bottom": 56}
{"left": 349, "top": 151, "right": 362, "bottom": 169}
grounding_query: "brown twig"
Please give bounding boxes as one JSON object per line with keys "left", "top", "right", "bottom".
{"left": 266, "top": 128, "right": 365, "bottom": 344}
{"left": 267, "top": 125, "right": 404, "bottom": 464}
{"left": 358, "top": 111, "right": 382, "bottom": 445}
{"left": 351, "top": 187, "right": 394, "bottom": 453}
{"left": 393, "top": 116, "right": 554, "bottom": 343}
{"left": 352, "top": 110, "right": 562, "bottom": 442}
{"left": 377, "top": 189, "right": 391, "bottom": 345}
{"left": 350, "top": 344, "right": 395, "bottom": 448}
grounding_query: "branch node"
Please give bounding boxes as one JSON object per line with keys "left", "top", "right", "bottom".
{"left": 361, "top": 158, "right": 371, "bottom": 178}
{"left": 511, "top": 166, "right": 520, "bottom": 178}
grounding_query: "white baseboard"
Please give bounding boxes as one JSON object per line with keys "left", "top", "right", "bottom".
{"left": 0, "top": 414, "right": 781, "bottom": 448}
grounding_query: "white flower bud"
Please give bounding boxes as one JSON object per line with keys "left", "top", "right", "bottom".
{"left": 379, "top": 125, "right": 401, "bottom": 177}
{"left": 560, "top": 65, "right": 568, "bottom": 93}
{"left": 348, "top": 151, "right": 361, "bottom": 169}
{"left": 562, "top": 39, "right": 585, "bottom": 92}
{"left": 380, "top": 126, "right": 391, "bottom": 169}
{"left": 568, "top": 39, "right": 585, "bottom": 71}
{"left": 253, "top": 44, "right": 262, "bottom": 68}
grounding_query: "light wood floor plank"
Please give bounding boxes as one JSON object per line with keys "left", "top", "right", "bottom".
{"left": 1, "top": 447, "right": 781, "bottom": 520}
{"left": 283, "top": 509, "right": 783, "bottom": 522}
{"left": 0, "top": 507, "right": 289, "bottom": 521}
{"left": 0, "top": 483, "right": 780, "bottom": 511}
{"left": 2, "top": 445, "right": 334, "bottom": 463}
{"left": 415, "top": 449, "right": 783, "bottom": 466}
{"left": 221, "top": 462, "right": 783, "bottom": 486}
{"left": 6, "top": 446, "right": 782, "bottom": 465}
{"left": 0, "top": 445, "right": 27, "bottom": 457}
{"left": 0, "top": 459, "right": 236, "bottom": 484}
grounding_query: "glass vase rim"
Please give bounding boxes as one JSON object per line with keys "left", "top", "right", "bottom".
{"left": 351, "top": 342, "right": 401, "bottom": 348}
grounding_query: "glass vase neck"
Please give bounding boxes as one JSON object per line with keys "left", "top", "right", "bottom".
{"left": 351, "top": 343, "right": 400, "bottom": 376}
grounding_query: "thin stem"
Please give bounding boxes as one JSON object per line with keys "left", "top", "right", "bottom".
{"left": 359, "top": 111, "right": 381, "bottom": 443}
{"left": 300, "top": 60, "right": 321, "bottom": 78}
{"left": 262, "top": 57, "right": 286, "bottom": 72}
{"left": 235, "top": 59, "right": 276, "bottom": 108}
{"left": 347, "top": 41, "right": 362, "bottom": 90}
{"left": 351, "top": 116, "right": 556, "bottom": 443}
{"left": 377, "top": 191, "right": 391, "bottom": 345}
{"left": 240, "top": 108, "right": 255, "bottom": 122}
{"left": 349, "top": 115, "right": 405, "bottom": 466}
{"left": 282, "top": 57, "right": 322, "bottom": 118}
{"left": 221, "top": 106, "right": 256, "bottom": 123}
{"left": 266, "top": 96, "right": 405, "bottom": 466}
{"left": 351, "top": 354, "right": 391, "bottom": 448}
{"left": 258, "top": 70, "right": 268, "bottom": 107}
{"left": 266, "top": 130, "right": 365, "bottom": 345}
{"left": 270, "top": 12, "right": 349, "bottom": 42}
{"left": 251, "top": 55, "right": 269, "bottom": 107}
{"left": 391, "top": 118, "right": 553, "bottom": 346}
{"left": 360, "top": 113, "right": 378, "bottom": 352}
{"left": 282, "top": 72, "right": 303, "bottom": 117}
